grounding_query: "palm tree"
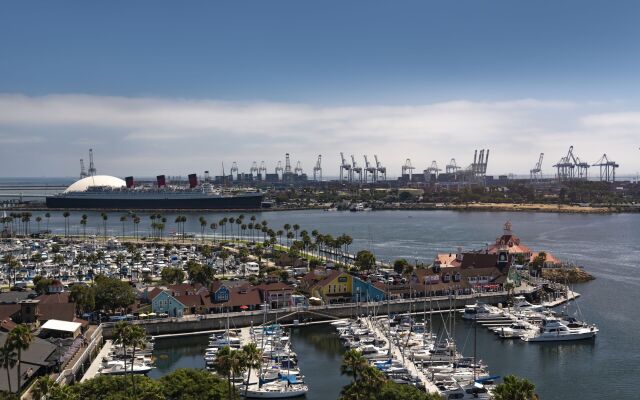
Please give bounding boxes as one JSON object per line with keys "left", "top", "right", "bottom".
{"left": 293, "top": 224, "right": 300, "bottom": 240}
{"left": 340, "top": 349, "right": 368, "bottom": 383}
{"left": 229, "top": 349, "right": 246, "bottom": 397}
{"left": 133, "top": 216, "right": 141, "bottom": 241}
{"left": 120, "top": 215, "right": 128, "bottom": 239}
{"left": 277, "top": 230, "right": 283, "bottom": 246}
{"left": 81, "top": 214, "right": 88, "bottom": 239}
{"left": 0, "top": 342, "right": 17, "bottom": 394}
{"left": 112, "top": 321, "right": 129, "bottom": 365}
{"left": 228, "top": 217, "right": 235, "bottom": 241}
{"left": 199, "top": 217, "right": 207, "bottom": 241}
{"left": 62, "top": 211, "right": 70, "bottom": 237}
{"left": 210, "top": 222, "right": 218, "bottom": 243}
{"left": 35, "top": 216, "right": 42, "bottom": 233}
{"left": 126, "top": 325, "right": 147, "bottom": 398}
{"left": 493, "top": 375, "right": 538, "bottom": 400}
{"left": 44, "top": 212, "right": 51, "bottom": 233}
{"left": 101, "top": 212, "right": 108, "bottom": 241}
{"left": 242, "top": 342, "right": 262, "bottom": 396}
{"left": 214, "top": 346, "right": 234, "bottom": 400}
{"left": 9, "top": 324, "right": 33, "bottom": 392}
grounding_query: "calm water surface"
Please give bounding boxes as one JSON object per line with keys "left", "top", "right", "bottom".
{"left": 15, "top": 208, "right": 640, "bottom": 399}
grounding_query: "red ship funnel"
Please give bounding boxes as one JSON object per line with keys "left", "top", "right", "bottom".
{"left": 188, "top": 173, "right": 198, "bottom": 188}
{"left": 125, "top": 176, "right": 135, "bottom": 188}
{"left": 156, "top": 175, "right": 166, "bottom": 188}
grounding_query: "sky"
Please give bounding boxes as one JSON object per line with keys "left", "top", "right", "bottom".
{"left": 1, "top": 0, "right": 639, "bottom": 178}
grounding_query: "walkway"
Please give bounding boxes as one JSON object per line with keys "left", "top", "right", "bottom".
{"left": 81, "top": 340, "right": 113, "bottom": 382}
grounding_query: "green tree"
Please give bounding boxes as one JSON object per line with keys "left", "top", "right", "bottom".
{"left": 340, "top": 349, "right": 368, "bottom": 383}
{"left": 33, "top": 276, "right": 55, "bottom": 295}
{"left": 355, "top": 250, "right": 376, "bottom": 272}
{"left": 160, "top": 368, "right": 234, "bottom": 400}
{"left": 8, "top": 324, "right": 33, "bottom": 392}
{"left": 186, "top": 261, "right": 214, "bottom": 286}
{"left": 70, "top": 284, "right": 96, "bottom": 314}
{"left": 393, "top": 259, "right": 409, "bottom": 275}
{"left": 126, "top": 325, "right": 147, "bottom": 398}
{"left": 69, "top": 374, "right": 163, "bottom": 400}
{"left": 213, "top": 346, "right": 234, "bottom": 400}
{"left": 241, "top": 343, "right": 261, "bottom": 397}
{"left": 31, "top": 375, "right": 57, "bottom": 400}
{"left": 493, "top": 375, "right": 538, "bottom": 400}
{"left": 161, "top": 267, "right": 185, "bottom": 285}
{"left": 93, "top": 276, "right": 135, "bottom": 312}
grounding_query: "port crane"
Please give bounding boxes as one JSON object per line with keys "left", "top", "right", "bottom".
{"left": 530, "top": 153, "right": 544, "bottom": 182}
{"left": 275, "top": 161, "right": 284, "bottom": 180}
{"left": 294, "top": 161, "right": 303, "bottom": 176}
{"left": 402, "top": 158, "right": 415, "bottom": 181}
{"left": 88, "top": 148, "right": 97, "bottom": 176}
{"left": 230, "top": 162, "right": 239, "bottom": 181}
{"left": 425, "top": 161, "right": 441, "bottom": 179}
{"left": 364, "top": 155, "right": 377, "bottom": 183}
{"left": 351, "top": 155, "right": 362, "bottom": 182}
{"left": 250, "top": 161, "right": 259, "bottom": 178}
{"left": 259, "top": 161, "right": 267, "bottom": 180}
{"left": 339, "top": 152, "right": 352, "bottom": 182}
{"left": 313, "top": 155, "right": 322, "bottom": 181}
{"left": 554, "top": 146, "right": 589, "bottom": 181}
{"left": 79, "top": 159, "right": 88, "bottom": 179}
{"left": 375, "top": 155, "right": 387, "bottom": 181}
{"left": 592, "top": 154, "right": 619, "bottom": 182}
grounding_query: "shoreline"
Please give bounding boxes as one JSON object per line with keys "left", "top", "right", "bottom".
{"left": 8, "top": 202, "right": 639, "bottom": 214}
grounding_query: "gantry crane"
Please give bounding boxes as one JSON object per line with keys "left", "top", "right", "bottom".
{"left": 530, "top": 153, "right": 544, "bottom": 182}
{"left": 230, "top": 162, "right": 239, "bottom": 181}
{"left": 79, "top": 159, "right": 87, "bottom": 179}
{"left": 275, "top": 161, "right": 284, "bottom": 180}
{"left": 88, "top": 148, "right": 97, "bottom": 176}
{"left": 340, "top": 152, "right": 352, "bottom": 182}
{"left": 258, "top": 161, "right": 267, "bottom": 180}
{"left": 351, "top": 155, "right": 362, "bottom": 182}
{"left": 592, "top": 154, "right": 619, "bottom": 182}
{"left": 425, "top": 161, "right": 441, "bottom": 179}
{"left": 364, "top": 155, "right": 378, "bottom": 183}
{"left": 402, "top": 158, "right": 415, "bottom": 181}
{"left": 294, "top": 161, "right": 303, "bottom": 176}
{"left": 375, "top": 155, "right": 387, "bottom": 181}
{"left": 250, "top": 161, "right": 259, "bottom": 178}
{"left": 313, "top": 155, "right": 322, "bottom": 181}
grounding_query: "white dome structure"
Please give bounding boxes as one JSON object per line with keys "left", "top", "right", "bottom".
{"left": 64, "top": 175, "right": 126, "bottom": 193}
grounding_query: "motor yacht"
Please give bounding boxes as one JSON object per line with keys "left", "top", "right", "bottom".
{"left": 522, "top": 316, "right": 598, "bottom": 342}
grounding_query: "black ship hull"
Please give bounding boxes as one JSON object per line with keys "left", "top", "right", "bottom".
{"left": 46, "top": 194, "right": 264, "bottom": 210}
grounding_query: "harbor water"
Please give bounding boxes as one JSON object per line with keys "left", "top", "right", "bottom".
{"left": 6, "top": 203, "right": 640, "bottom": 399}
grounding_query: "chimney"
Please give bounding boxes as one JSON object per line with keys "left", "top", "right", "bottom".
{"left": 156, "top": 175, "right": 166, "bottom": 188}
{"left": 188, "top": 173, "right": 198, "bottom": 188}
{"left": 125, "top": 176, "right": 135, "bottom": 188}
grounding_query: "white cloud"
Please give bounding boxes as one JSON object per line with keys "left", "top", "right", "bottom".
{"left": 0, "top": 93, "right": 637, "bottom": 177}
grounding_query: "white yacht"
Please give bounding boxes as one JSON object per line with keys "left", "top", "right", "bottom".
{"left": 491, "top": 320, "right": 535, "bottom": 339}
{"left": 522, "top": 316, "right": 598, "bottom": 342}
{"left": 243, "top": 380, "right": 309, "bottom": 398}
{"left": 461, "top": 303, "right": 502, "bottom": 320}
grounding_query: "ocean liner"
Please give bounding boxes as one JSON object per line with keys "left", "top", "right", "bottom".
{"left": 46, "top": 174, "right": 264, "bottom": 210}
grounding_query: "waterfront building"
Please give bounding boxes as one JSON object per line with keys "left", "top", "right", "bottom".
{"left": 300, "top": 269, "right": 353, "bottom": 304}
{"left": 352, "top": 276, "right": 386, "bottom": 302}
{"left": 151, "top": 290, "right": 186, "bottom": 317}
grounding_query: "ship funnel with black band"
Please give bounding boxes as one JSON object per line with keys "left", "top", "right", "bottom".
{"left": 156, "top": 175, "right": 166, "bottom": 188}
{"left": 125, "top": 176, "right": 135, "bottom": 188}
{"left": 188, "top": 173, "right": 198, "bottom": 188}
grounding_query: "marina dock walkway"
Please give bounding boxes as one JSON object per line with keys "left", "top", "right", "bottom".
{"left": 364, "top": 318, "right": 440, "bottom": 394}
{"left": 81, "top": 340, "right": 113, "bottom": 382}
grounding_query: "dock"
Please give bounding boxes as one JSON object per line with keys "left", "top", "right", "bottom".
{"left": 81, "top": 340, "right": 113, "bottom": 382}
{"left": 364, "top": 317, "right": 440, "bottom": 394}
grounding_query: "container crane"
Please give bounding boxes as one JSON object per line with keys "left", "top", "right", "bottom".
{"left": 375, "top": 155, "right": 387, "bottom": 181}
{"left": 425, "top": 161, "right": 441, "bottom": 180}
{"left": 88, "top": 148, "right": 97, "bottom": 176}
{"left": 351, "top": 155, "right": 362, "bottom": 182}
{"left": 313, "top": 155, "right": 322, "bottom": 181}
{"left": 402, "top": 158, "right": 415, "bottom": 181}
{"left": 294, "top": 161, "right": 303, "bottom": 176}
{"left": 250, "top": 161, "right": 259, "bottom": 178}
{"left": 79, "top": 159, "right": 87, "bottom": 179}
{"left": 275, "top": 161, "right": 284, "bottom": 181}
{"left": 259, "top": 161, "right": 267, "bottom": 180}
{"left": 364, "top": 155, "right": 377, "bottom": 183}
{"left": 230, "top": 162, "right": 239, "bottom": 181}
{"left": 592, "top": 154, "right": 619, "bottom": 182}
{"left": 339, "top": 152, "right": 352, "bottom": 182}
{"left": 530, "top": 153, "right": 544, "bottom": 182}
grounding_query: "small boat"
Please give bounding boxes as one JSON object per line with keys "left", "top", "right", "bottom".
{"left": 99, "top": 362, "right": 154, "bottom": 375}
{"left": 492, "top": 321, "right": 534, "bottom": 339}
{"left": 243, "top": 377, "right": 309, "bottom": 398}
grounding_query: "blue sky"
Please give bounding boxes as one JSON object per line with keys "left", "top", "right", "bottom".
{"left": 1, "top": 1, "right": 639, "bottom": 177}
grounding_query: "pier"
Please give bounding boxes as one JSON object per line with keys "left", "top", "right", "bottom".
{"left": 80, "top": 340, "right": 113, "bottom": 382}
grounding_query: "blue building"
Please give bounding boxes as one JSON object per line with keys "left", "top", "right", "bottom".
{"left": 151, "top": 290, "right": 186, "bottom": 317}
{"left": 352, "top": 276, "right": 386, "bottom": 302}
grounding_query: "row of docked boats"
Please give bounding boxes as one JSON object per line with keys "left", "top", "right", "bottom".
{"left": 204, "top": 324, "right": 309, "bottom": 398}
{"left": 332, "top": 316, "right": 496, "bottom": 399}
{"left": 98, "top": 337, "right": 155, "bottom": 375}
{"left": 462, "top": 296, "right": 599, "bottom": 342}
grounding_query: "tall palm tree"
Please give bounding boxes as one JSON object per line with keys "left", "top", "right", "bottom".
{"left": 340, "top": 349, "right": 368, "bottom": 383}
{"left": 228, "top": 217, "right": 235, "bottom": 241}
{"left": 0, "top": 342, "right": 17, "bottom": 394}
{"left": 62, "top": 211, "right": 70, "bottom": 237}
{"left": 9, "top": 324, "right": 33, "bottom": 392}
{"left": 35, "top": 216, "right": 42, "bottom": 233}
{"left": 229, "top": 349, "right": 246, "bottom": 396}
{"left": 101, "top": 212, "right": 108, "bottom": 241}
{"left": 133, "top": 216, "right": 141, "bottom": 241}
{"left": 112, "top": 321, "right": 129, "bottom": 365}
{"left": 120, "top": 215, "right": 128, "bottom": 239}
{"left": 293, "top": 224, "right": 300, "bottom": 240}
{"left": 214, "top": 346, "right": 233, "bottom": 400}
{"left": 126, "top": 325, "right": 147, "bottom": 398}
{"left": 44, "top": 212, "right": 51, "bottom": 233}
{"left": 199, "top": 217, "right": 207, "bottom": 241}
{"left": 242, "top": 342, "right": 262, "bottom": 396}
{"left": 210, "top": 222, "right": 218, "bottom": 243}
{"left": 81, "top": 214, "right": 88, "bottom": 239}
